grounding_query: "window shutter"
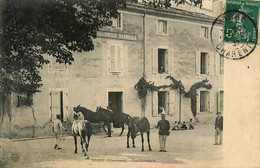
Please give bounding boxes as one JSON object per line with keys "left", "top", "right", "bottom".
{"left": 48, "top": 56, "right": 52, "bottom": 73}
{"left": 50, "top": 91, "right": 59, "bottom": 121}
{"left": 110, "top": 45, "right": 116, "bottom": 72}
{"left": 123, "top": 45, "right": 128, "bottom": 75}
{"left": 215, "top": 54, "right": 220, "bottom": 75}
{"left": 63, "top": 91, "right": 69, "bottom": 121}
{"left": 195, "top": 51, "right": 200, "bottom": 75}
{"left": 168, "top": 49, "right": 173, "bottom": 74}
{"left": 107, "top": 45, "right": 111, "bottom": 72}
{"left": 209, "top": 52, "right": 214, "bottom": 75}
{"left": 207, "top": 91, "right": 211, "bottom": 113}
{"left": 152, "top": 91, "right": 158, "bottom": 117}
{"left": 165, "top": 50, "right": 169, "bottom": 73}
{"left": 217, "top": 91, "right": 220, "bottom": 113}
{"left": 117, "top": 45, "right": 123, "bottom": 72}
{"left": 168, "top": 91, "right": 175, "bottom": 115}
{"left": 197, "top": 90, "right": 200, "bottom": 113}
{"left": 153, "top": 48, "right": 158, "bottom": 74}
{"left": 200, "top": 27, "right": 203, "bottom": 37}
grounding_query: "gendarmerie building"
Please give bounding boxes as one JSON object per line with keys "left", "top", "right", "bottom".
{"left": 0, "top": 0, "right": 224, "bottom": 138}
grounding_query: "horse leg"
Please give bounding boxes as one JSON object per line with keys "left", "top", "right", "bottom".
{"left": 132, "top": 137, "right": 135, "bottom": 148}
{"left": 80, "top": 137, "right": 84, "bottom": 153}
{"left": 127, "top": 127, "right": 130, "bottom": 148}
{"left": 82, "top": 136, "right": 89, "bottom": 159}
{"left": 141, "top": 133, "right": 144, "bottom": 152}
{"left": 147, "top": 131, "right": 152, "bottom": 151}
{"left": 107, "top": 122, "right": 111, "bottom": 137}
{"left": 103, "top": 123, "right": 108, "bottom": 134}
{"left": 119, "top": 124, "right": 124, "bottom": 136}
{"left": 73, "top": 136, "right": 77, "bottom": 154}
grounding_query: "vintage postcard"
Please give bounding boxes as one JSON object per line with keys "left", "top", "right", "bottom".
{"left": 0, "top": 0, "right": 259, "bottom": 167}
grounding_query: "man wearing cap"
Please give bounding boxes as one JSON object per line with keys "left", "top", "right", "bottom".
{"left": 156, "top": 106, "right": 170, "bottom": 152}
{"left": 214, "top": 112, "right": 223, "bottom": 145}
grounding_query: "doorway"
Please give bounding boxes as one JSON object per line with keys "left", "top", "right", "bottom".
{"left": 108, "top": 92, "right": 123, "bottom": 114}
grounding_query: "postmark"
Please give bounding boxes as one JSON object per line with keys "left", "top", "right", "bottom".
{"left": 210, "top": 0, "right": 259, "bottom": 60}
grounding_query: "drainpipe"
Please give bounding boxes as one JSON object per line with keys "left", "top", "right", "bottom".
{"left": 179, "top": 91, "right": 181, "bottom": 122}
{"left": 141, "top": 11, "right": 146, "bottom": 117}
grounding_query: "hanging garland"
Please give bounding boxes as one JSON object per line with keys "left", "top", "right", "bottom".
{"left": 185, "top": 79, "right": 212, "bottom": 121}
{"left": 134, "top": 77, "right": 212, "bottom": 122}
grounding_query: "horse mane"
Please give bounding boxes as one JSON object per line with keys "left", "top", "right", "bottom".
{"left": 77, "top": 106, "right": 95, "bottom": 113}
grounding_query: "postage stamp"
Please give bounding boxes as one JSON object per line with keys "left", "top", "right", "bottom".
{"left": 210, "top": 0, "right": 259, "bottom": 60}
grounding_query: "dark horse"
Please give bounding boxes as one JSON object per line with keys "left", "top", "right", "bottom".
{"left": 72, "top": 113, "right": 92, "bottom": 159}
{"left": 96, "top": 106, "right": 131, "bottom": 136}
{"left": 127, "top": 116, "right": 152, "bottom": 152}
{"left": 74, "top": 105, "right": 112, "bottom": 137}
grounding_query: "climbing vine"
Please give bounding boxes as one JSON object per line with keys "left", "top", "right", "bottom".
{"left": 185, "top": 79, "right": 212, "bottom": 121}
{"left": 134, "top": 77, "right": 212, "bottom": 122}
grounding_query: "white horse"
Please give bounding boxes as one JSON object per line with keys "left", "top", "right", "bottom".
{"left": 72, "top": 112, "right": 92, "bottom": 159}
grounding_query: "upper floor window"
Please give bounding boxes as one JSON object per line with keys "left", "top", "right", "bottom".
{"left": 48, "top": 56, "right": 68, "bottom": 74}
{"left": 158, "top": 20, "right": 167, "bottom": 34}
{"left": 195, "top": 51, "right": 214, "bottom": 75}
{"left": 111, "top": 13, "right": 122, "bottom": 29}
{"left": 200, "top": 91, "right": 210, "bottom": 112}
{"left": 200, "top": 26, "right": 209, "bottom": 39}
{"left": 220, "top": 55, "right": 224, "bottom": 75}
{"left": 153, "top": 48, "right": 173, "bottom": 74}
{"left": 107, "top": 44, "right": 123, "bottom": 73}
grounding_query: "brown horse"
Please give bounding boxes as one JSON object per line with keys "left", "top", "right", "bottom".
{"left": 74, "top": 105, "right": 112, "bottom": 137}
{"left": 97, "top": 106, "right": 131, "bottom": 136}
{"left": 72, "top": 113, "right": 92, "bottom": 159}
{"left": 127, "top": 116, "right": 152, "bottom": 152}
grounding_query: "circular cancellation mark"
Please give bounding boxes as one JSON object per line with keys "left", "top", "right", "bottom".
{"left": 210, "top": 10, "right": 258, "bottom": 60}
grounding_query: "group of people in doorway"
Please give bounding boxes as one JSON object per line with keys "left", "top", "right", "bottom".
{"left": 51, "top": 106, "right": 223, "bottom": 152}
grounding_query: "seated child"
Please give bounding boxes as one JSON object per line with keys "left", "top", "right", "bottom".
{"left": 181, "top": 121, "right": 188, "bottom": 130}
{"left": 177, "top": 121, "right": 182, "bottom": 130}
{"left": 188, "top": 118, "right": 195, "bottom": 130}
{"left": 171, "top": 121, "right": 179, "bottom": 130}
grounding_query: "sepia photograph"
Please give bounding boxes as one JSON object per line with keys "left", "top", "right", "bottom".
{"left": 0, "top": 0, "right": 259, "bottom": 167}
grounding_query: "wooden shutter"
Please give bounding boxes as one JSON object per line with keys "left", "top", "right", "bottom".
{"left": 168, "top": 91, "right": 175, "bottom": 115}
{"left": 110, "top": 45, "right": 116, "bottom": 72}
{"left": 117, "top": 45, "right": 123, "bottom": 72}
{"left": 215, "top": 53, "right": 220, "bottom": 75}
{"left": 207, "top": 91, "right": 211, "bottom": 113}
{"left": 50, "top": 91, "right": 60, "bottom": 121}
{"left": 152, "top": 91, "right": 158, "bottom": 117}
{"left": 200, "top": 27, "right": 203, "bottom": 37}
{"left": 63, "top": 90, "right": 69, "bottom": 121}
{"left": 209, "top": 52, "right": 214, "bottom": 75}
{"left": 217, "top": 91, "right": 220, "bottom": 113}
{"left": 153, "top": 48, "right": 158, "bottom": 74}
{"left": 195, "top": 51, "right": 200, "bottom": 75}
{"left": 168, "top": 49, "right": 173, "bottom": 74}
{"left": 197, "top": 90, "right": 200, "bottom": 113}
{"left": 107, "top": 45, "right": 111, "bottom": 72}
{"left": 123, "top": 45, "right": 128, "bottom": 75}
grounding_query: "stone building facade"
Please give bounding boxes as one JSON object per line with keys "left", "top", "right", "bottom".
{"left": 0, "top": 2, "right": 224, "bottom": 138}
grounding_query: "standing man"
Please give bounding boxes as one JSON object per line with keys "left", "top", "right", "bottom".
{"left": 214, "top": 112, "right": 223, "bottom": 145}
{"left": 156, "top": 109, "right": 170, "bottom": 152}
{"left": 52, "top": 114, "right": 66, "bottom": 150}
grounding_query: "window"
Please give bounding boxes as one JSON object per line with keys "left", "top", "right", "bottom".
{"left": 218, "top": 91, "right": 224, "bottom": 113}
{"left": 152, "top": 90, "right": 175, "bottom": 116}
{"left": 158, "top": 20, "right": 167, "bottom": 34}
{"left": 200, "top": 52, "right": 209, "bottom": 74}
{"left": 108, "top": 44, "right": 123, "bottom": 73}
{"left": 201, "top": 26, "right": 209, "bottom": 39}
{"left": 219, "top": 29, "right": 224, "bottom": 41}
{"left": 196, "top": 51, "right": 214, "bottom": 75}
{"left": 111, "top": 13, "right": 122, "bottom": 29}
{"left": 153, "top": 48, "right": 173, "bottom": 74}
{"left": 158, "top": 49, "right": 167, "bottom": 73}
{"left": 200, "top": 91, "right": 209, "bottom": 112}
{"left": 48, "top": 56, "right": 68, "bottom": 74}
{"left": 220, "top": 55, "right": 224, "bottom": 75}
{"left": 49, "top": 90, "right": 69, "bottom": 122}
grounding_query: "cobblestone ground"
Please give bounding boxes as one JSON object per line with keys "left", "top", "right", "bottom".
{"left": 0, "top": 124, "right": 223, "bottom": 168}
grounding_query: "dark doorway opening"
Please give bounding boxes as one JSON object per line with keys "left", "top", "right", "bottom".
{"left": 108, "top": 92, "right": 123, "bottom": 114}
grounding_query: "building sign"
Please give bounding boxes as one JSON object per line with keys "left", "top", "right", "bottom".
{"left": 97, "top": 31, "right": 138, "bottom": 41}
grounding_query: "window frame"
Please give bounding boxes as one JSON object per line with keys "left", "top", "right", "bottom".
{"left": 111, "top": 13, "right": 123, "bottom": 30}
{"left": 107, "top": 43, "right": 124, "bottom": 74}
{"left": 48, "top": 56, "right": 68, "bottom": 74}
{"left": 157, "top": 19, "right": 168, "bottom": 35}
{"left": 200, "top": 26, "right": 209, "bottom": 39}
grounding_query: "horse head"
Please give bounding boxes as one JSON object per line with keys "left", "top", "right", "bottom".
{"left": 74, "top": 105, "right": 81, "bottom": 113}
{"left": 131, "top": 124, "right": 138, "bottom": 139}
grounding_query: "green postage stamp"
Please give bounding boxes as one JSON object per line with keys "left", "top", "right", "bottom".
{"left": 211, "top": 0, "right": 260, "bottom": 60}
